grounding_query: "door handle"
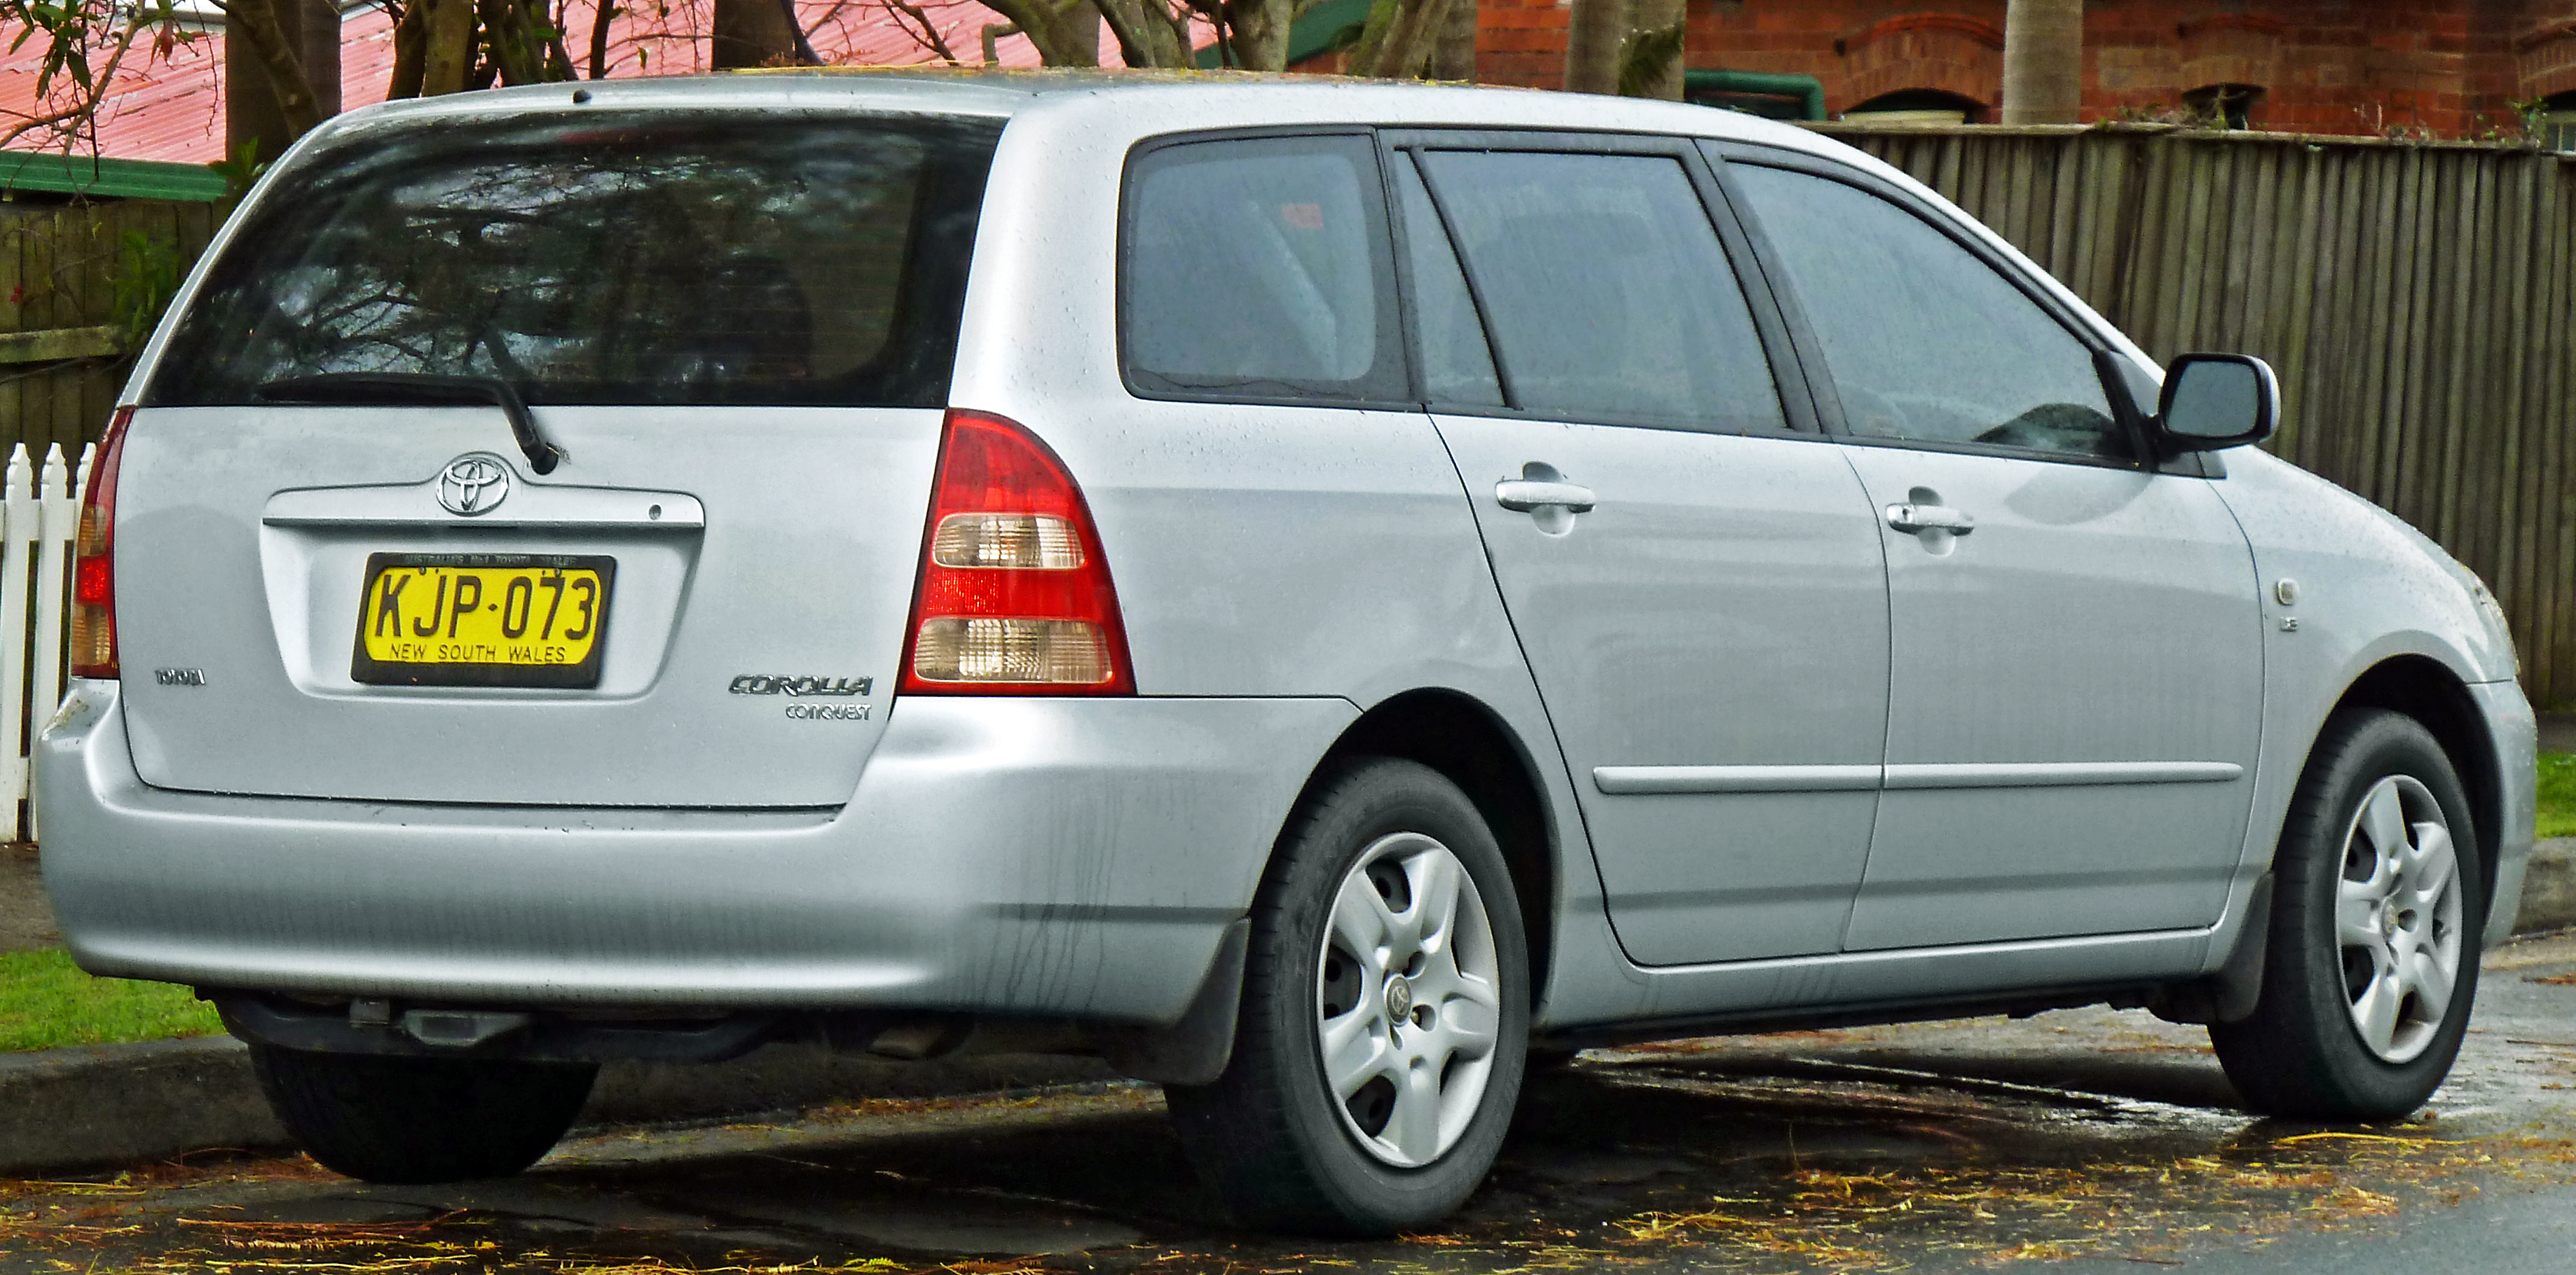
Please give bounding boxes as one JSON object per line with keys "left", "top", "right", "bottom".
{"left": 1884, "top": 502, "right": 1975, "bottom": 536}
{"left": 1495, "top": 480, "right": 1596, "bottom": 514}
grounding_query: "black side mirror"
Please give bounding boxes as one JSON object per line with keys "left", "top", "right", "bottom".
{"left": 2156, "top": 353, "right": 2279, "bottom": 453}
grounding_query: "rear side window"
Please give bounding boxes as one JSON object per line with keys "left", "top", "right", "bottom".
{"left": 1121, "top": 135, "right": 1404, "bottom": 404}
{"left": 148, "top": 113, "right": 1001, "bottom": 408}
{"left": 1414, "top": 150, "right": 1786, "bottom": 432}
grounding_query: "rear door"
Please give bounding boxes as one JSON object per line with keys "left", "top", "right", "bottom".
{"left": 1392, "top": 134, "right": 1893, "bottom": 966}
{"left": 114, "top": 109, "right": 1003, "bottom": 807}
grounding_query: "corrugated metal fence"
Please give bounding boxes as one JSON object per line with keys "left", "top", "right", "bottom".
{"left": 1818, "top": 122, "right": 2576, "bottom": 708}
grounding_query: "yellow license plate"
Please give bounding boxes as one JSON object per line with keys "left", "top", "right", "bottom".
{"left": 350, "top": 553, "right": 615, "bottom": 688}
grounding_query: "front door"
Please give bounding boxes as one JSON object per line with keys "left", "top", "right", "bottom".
{"left": 1388, "top": 135, "right": 1891, "bottom": 965}
{"left": 1725, "top": 157, "right": 2264, "bottom": 951}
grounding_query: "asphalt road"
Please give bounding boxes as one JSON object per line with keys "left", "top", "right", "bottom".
{"left": 8, "top": 935, "right": 2576, "bottom": 1274}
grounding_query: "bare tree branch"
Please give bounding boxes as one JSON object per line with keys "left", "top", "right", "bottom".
{"left": 875, "top": 0, "right": 959, "bottom": 63}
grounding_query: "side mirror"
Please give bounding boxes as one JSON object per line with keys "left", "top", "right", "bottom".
{"left": 2156, "top": 353, "right": 2279, "bottom": 453}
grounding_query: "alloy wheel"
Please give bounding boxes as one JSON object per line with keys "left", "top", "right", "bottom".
{"left": 1316, "top": 832, "right": 1504, "bottom": 1168}
{"left": 2335, "top": 774, "right": 2464, "bottom": 1064}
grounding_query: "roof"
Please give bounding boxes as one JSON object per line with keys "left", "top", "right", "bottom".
{"left": 0, "top": 0, "right": 1048, "bottom": 172}
{"left": 0, "top": 149, "right": 229, "bottom": 200}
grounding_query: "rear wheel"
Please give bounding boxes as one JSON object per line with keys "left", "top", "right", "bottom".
{"left": 251, "top": 1046, "right": 597, "bottom": 1184}
{"left": 2211, "top": 709, "right": 2483, "bottom": 1119}
{"left": 1165, "top": 757, "right": 1528, "bottom": 1236}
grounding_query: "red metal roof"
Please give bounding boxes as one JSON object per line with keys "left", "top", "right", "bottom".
{"left": 0, "top": 0, "right": 1049, "bottom": 164}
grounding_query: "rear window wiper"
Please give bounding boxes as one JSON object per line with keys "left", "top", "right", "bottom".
{"left": 256, "top": 373, "right": 566, "bottom": 475}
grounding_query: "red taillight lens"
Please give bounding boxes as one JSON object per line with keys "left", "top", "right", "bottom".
{"left": 69, "top": 406, "right": 132, "bottom": 680}
{"left": 898, "top": 410, "right": 1135, "bottom": 695}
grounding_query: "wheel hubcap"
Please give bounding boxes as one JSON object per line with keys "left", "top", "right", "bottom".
{"left": 1316, "top": 832, "right": 1502, "bottom": 1169}
{"left": 2336, "top": 774, "right": 2464, "bottom": 1064}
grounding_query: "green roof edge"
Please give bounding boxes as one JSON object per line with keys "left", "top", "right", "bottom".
{"left": 0, "top": 152, "right": 230, "bottom": 203}
{"left": 1196, "top": 0, "right": 1376, "bottom": 69}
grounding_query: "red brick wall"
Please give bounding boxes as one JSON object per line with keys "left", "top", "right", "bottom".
{"left": 1469, "top": 0, "right": 2572, "bottom": 139}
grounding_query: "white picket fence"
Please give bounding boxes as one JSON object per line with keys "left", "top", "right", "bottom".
{"left": 0, "top": 442, "right": 95, "bottom": 843}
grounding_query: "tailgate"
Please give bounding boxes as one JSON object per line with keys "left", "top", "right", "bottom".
{"left": 115, "top": 406, "right": 937, "bottom": 806}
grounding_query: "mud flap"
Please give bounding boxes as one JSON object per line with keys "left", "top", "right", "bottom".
{"left": 1104, "top": 918, "right": 1250, "bottom": 1086}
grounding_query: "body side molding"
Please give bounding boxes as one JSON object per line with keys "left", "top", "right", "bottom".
{"left": 1593, "top": 761, "right": 2243, "bottom": 794}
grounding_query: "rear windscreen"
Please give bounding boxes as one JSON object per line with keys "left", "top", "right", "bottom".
{"left": 148, "top": 112, "right": 1001, "bottom": 408}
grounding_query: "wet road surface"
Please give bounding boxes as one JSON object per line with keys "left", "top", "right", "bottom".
{"left": 8, "top": 933, "right": 2576, "bottom": 1274}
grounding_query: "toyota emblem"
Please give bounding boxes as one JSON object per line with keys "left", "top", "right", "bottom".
{"left": 437, "top": 454, "right": 510, "bottom": 516}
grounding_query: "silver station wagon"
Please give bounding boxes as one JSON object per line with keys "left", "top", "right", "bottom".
{"left": 36, "top": 71, "right": 2537, "bottom": 1234}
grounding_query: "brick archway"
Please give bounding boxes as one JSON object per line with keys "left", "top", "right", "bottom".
{"left": 2523, "top": 20, "right": 2576, "bottom": 101}
{"left": 1837, "top": 14, "right": 2001, "bottom": 118}
{"left": 2177, "top": 14, "right": 2285, "bottom": 95}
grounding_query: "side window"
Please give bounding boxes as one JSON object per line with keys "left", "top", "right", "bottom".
{"left": 1413, "top": 149, "right": 1786, "bottom": 432}
{"left": 1726, "top": 163, "right": 2128, "bottom": 460}
{"left": 1392, "top": 156, "right": 1503, "bottom": 407}
{"left": 1121, "top": 135, "right": 1404, "bottom": 403}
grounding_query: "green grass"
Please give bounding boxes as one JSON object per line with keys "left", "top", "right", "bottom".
{"left": 2542, "top": 753, "right": 2576, "bottom": 841}
{"left": 0, "top": 950, "right": 220, "bottom": 1052}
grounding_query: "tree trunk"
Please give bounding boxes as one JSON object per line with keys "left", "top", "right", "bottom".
{"left": 420, "top": 0, "right": 479, "bottom": 94}
{"left": 477, "top": 0, "right": 542, "bottom": 83}
{"left": 1067, "top": 0, "right": 1099, "bottom": 64}
{"left": 711, "top": 0, "right": 800, "bottom": 68}
{"left": 588, "top": 0, "right": 617, "bottom": 76}
{"left": 2000, "top": 0, "right": 2082, "bottom": 124}
{"left": 1430, "top": 0, "right": 1474, "bottom": 81}
{"left": 1348, "top": 0, "right": 1447, "bottom": 78}
{"left": 1624, "top": 0, "right": 1680, "bottom": 99}
{"left": 1561, "top": 0, "right": 1624, "bottom": 94}
{"left": 222, "top": 0, "right": 336, "bottom": 163}
{"left": 1092, "top": 0, "right": 1191, "bottom": 67}
{"left": 388, "top": 0, "right": 430, "bottom": 97}
{"left": 1221, "top": 0, "right": 1294, "bottom": 70}
{"left": 978, "top": 0, "right": 1104, "bottom": 65}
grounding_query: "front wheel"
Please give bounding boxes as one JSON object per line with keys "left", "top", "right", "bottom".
{"left": 251, "top": 1046, "right": 598, "bottom": 1184}
{"left": 2210, "top": 708, "right": 2483, "bottom": 1119}
{"left": 1165, "top": 757, "right": 1529, "bottom": 1236}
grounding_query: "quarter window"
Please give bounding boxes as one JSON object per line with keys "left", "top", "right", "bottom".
{"left": 1391, "top": 156, "right": 1502, "bottom": 408}
{"left": 1413, "top": 149, "right": 1786, "bottom": 432}
{"left": 1728, "top": 163, "right": 2128, "bottom": 460}
{"left": 1121, "top": 135, "right": 1402, "bottom": 403}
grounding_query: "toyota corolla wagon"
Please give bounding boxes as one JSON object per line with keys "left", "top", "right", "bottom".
{"left": 35, "top": 71, "right": 2535, "bottom": 1234}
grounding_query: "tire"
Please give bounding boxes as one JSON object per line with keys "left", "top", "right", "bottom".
{"left": 1165, "top": 757, "right": 1530, "bottom": 1236}
{"left": 2210, "top": 708, "right": 2484, "bottom": 1119}
{"left": 251, "top": 1045, "right": 598, "bottom": 1184}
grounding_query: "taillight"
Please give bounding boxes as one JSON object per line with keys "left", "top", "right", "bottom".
{"left": 898, "top": 410, "right": 1135, "bottom": 695}
{"left": 69, "top": 406, "right": 133, "bottom": 680}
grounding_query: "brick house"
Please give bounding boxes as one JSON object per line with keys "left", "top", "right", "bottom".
{"left": 1464, "top": 1, "right": 2576, "bottom": 142}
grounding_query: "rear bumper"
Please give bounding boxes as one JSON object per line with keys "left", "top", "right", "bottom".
{"left": 34, "top": 680, "right": 1353, "bottom": 1026}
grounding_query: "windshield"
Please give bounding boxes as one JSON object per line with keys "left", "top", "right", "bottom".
{"left": 148, "top": 111, "right": 1001, "bottom": 408}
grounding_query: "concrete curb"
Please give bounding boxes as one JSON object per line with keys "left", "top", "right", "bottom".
{"left": 3, "top": 842, "right": 2567, "bottom": 1178}
{"left": 0, "top": 1037, "right": 1114, "bottom": 1178}
{"left": 2513, "top": 838, "right": 2576, "bottom": 936}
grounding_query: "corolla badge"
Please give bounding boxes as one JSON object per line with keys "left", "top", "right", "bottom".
{"left": 437, "top": 454, "right": 511, "bottom": 516}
